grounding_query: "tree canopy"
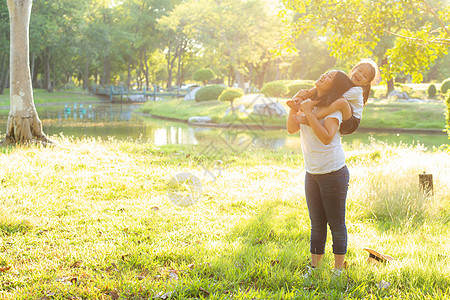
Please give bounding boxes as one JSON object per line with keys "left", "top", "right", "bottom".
{"left": 279, "top": 0, "right": 450, "bottom": 84}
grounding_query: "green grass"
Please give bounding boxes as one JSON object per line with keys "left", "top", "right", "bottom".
{"left": 0, "top": 138, "right": 449, "bottom": 299}
{"left": 140, "top": 94, "right": 447, "bottom": 130}
{"left": 0, "top": 88, "right": 100, "bottom": 107}
{"left": 361, "top": 99, "right": 446, "bottom": 129}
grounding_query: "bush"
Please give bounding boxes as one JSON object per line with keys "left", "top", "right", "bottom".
{"left": 219, "top": 88, "right": 243, "bottom": 110}
{"left": 261, "top": 81, "right": 288, "bottom": 99}
{"left": 428, "top": 84, "right": 437, "bottom": 98}
{"left": 193, "top": 68, "right": 216, "bottom": 85}
{"left": 287, "top": 80, "right": 315, "bottom": 98}
{"left": 441, "top": 78, "right": 450, "bottom": 95}
{"left": 195, "top": 84, "right": 226, "bottom": 102}
{"left": 446, "top": 93, "right": 450, "bottom": 140}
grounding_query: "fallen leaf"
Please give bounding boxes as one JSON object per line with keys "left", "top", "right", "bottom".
{"left": 0, "top": 266, "right": 11, "bottom": 272}
{"left": 270, "top": 259, "right": 280, "bottom": 266}
{"left": 108, "top": 290, "right": 119, "bottom": 300}
{"left": 70, "top": 260, "right": 83, "bottom": 268}
{"left": 168, "top": 269, "right": 179, "bottom": 281}
{"left": 199, "top": 287, "right": 210, "bottom": 296}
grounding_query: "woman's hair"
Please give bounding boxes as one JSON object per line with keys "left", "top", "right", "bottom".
{"left": 349, "top": 59, "right": 380, "bottom": 104}
{"left": 314, "top": 70, "right": 355, "bottom": 107}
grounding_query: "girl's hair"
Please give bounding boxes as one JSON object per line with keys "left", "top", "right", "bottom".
{"left": 314, "top": 70, "right": 355, "bottom": 107}
{"left": 349, "top": 59, "right": 380, "bottom": 104}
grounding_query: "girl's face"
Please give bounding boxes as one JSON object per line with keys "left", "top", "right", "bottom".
{"left": 315, "top": 70, "right": 337, "bottom": 93}
{"left": 350, "top": 64, "right": 372, "bottom": 86}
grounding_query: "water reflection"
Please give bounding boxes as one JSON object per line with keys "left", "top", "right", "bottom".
{"left": 0, "top": 102, "right": 446, "bottom": 150}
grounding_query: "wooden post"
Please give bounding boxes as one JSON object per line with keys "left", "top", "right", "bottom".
{"left": 419, "top": 172, "right": 433, "bottom": 195}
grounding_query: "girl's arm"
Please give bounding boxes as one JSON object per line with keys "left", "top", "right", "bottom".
{"left": 301, "top": 100, "right": 339, "bottom": 145}
{"left": 314, "top": 97, "right": 353, "bottom": 121}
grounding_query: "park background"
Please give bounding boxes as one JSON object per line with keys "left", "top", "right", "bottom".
{"left": 0, "top": 0, "right": 449, "bottom": 299}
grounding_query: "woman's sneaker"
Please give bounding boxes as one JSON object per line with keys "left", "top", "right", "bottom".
{"left": 332, "top": 268, "right": 343, "bottom": 277}
{"left": 302, "top": 266, "right": 316, "bottom": 279}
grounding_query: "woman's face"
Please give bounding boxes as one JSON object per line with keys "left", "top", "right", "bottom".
{"left": 315, "top": 70, "right": 337, "bottom": 93}
{"left": 350, "top": 64, "right": 372, "bottom": 86}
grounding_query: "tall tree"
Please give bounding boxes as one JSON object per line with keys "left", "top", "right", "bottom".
{"left": 3, "top": 0, "right": 49, "bottom": 145}
{"left": 280, "top": 0, "right": 449, "bottom": 92}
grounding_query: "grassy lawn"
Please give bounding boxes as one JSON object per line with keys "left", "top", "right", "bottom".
{"left": 139, "top": 94, "right": 447, "bottom": 130}
{"left": 0, "top": 88, "right": 100, "bottom": 107}
{"left": 0, "top": 138, "right": 449, "bottom": 299}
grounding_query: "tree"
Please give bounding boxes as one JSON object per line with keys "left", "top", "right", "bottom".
{"left": 279, "top": 0, "right": 449, "bottom": 92}
{"left": 3, "top": 0, "right": 49, "bottom": 145}
{"left": 193, "top": 68, "right": 215, "bottom": 85}
{"left": 218, "top": 87, "right": 243, "bottom": 112}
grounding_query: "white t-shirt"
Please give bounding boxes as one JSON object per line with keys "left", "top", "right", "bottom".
{"left": 300, "top": 110, "right": 345, "bottom": 174}
{"left": 343, "top": 86, "right": 363, "bottom": 119}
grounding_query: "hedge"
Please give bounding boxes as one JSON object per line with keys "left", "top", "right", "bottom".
{"left": 195, "top": 84, "right": 226, "bottom": 102}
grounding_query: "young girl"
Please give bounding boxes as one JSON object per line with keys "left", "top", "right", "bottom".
{"left": 287, "top": 59, "right": 379, "bottom": 134}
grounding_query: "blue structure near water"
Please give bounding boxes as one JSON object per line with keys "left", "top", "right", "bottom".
{"left": 90, "top": 84, "right": 188, "bottom": 102}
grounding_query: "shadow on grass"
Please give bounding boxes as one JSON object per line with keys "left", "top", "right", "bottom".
{"left": 0, "top": 217, "right": 32, "bottom": 235}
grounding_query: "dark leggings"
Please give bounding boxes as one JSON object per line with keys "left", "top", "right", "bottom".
{"left": 305, "top": 166, "right": 349, "bottom": 255}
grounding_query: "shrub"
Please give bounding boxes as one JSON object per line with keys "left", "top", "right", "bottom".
{"left": 287, "top": 80, "right": 315, "bottom": 98}
{"left": 446, "top": 92, "right": 450, "bottom": 140}
{"left": 427, "top": 84, "right": 437, "bottom": 98}
{"left": 441, "top": 78, "right": 450, "bottom": 95}
{"left": 195, "top": 84, "right": 226, "bottom": 102}
{"left": 193, "top": 68, "right": 216, "bottom": 85}
{"left": 261, "top": 81, "right": 288, "bottom": 100}
{"left": 219, "top": 88, "right": 244, "bottom": 111}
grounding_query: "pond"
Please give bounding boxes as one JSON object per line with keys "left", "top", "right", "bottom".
{"left": 0, "top": 102, "right": 448, "bottom": 150}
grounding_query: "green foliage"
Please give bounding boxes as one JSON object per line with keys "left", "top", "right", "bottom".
{"left": 446, "top": 93, "right": 450, "bottom": 139}
{"left": 193, "top": 68, "right": 216, "bottom": 85}
{"left": 441, "top": 78, "right": 450, "bottom": 95}
{"left": 261, "top": 81, "right": 288, "bottom": 98}
{"left": 280, "top": 0, "right": 450, "bottom": 85}
{"left": 218, "top": 88, "right": 244, "bottom": 102}
{"left": 428, "top": 84, "right": 437, "bottom": 98}
{"left": 195, "top": 84, "right": 226, "bottom": 102}
{"left": 286, "top": 81, "right": 315, "bottom": 98}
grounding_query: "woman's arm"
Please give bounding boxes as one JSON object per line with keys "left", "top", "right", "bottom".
{"left": 286, "top": 108, "right": 301, "bottom": 134}
{"left": 301, "top": 100, "right": 339, "bottom": 144}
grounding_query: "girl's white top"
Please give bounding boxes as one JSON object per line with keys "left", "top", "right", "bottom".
{"left": 300, "top": 110, "right": 345, "bottom": 174}
{"left": 343, "top": 86, "right": 363, "bottom": 119}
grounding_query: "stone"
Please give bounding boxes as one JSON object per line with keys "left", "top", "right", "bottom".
{"left": 252, "top": 102, "right": 286, "bottom": 118}
{"left": 224, "top": 104, "right": 249, "bottom": 116}
{"left": 184, "top": 86, "right": 202, "bottom": 101}
{"left": 128, "top": 94, "right": 147, "bottom": 102}
{"left": 387, "top": 90, "right": 409, "bottom": 101}
{"left": 188, "top": 116, "right": 212, "bottom": 123}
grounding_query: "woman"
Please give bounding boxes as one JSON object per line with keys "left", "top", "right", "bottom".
{"left": 287, "top": 70, "right": 354, "bottom": 276}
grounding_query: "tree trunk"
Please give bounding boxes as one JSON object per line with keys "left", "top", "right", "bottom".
{"left": 44, "top": 46, "right": 52, "bottom": 92}
{"left": 0, "top": 55, "right": 6, "bottom": 95}
{"left": 127, "top": 56, "right": 132, "bottom": 90}
{"left": 1, "top": 64, "right": 9, "bottom": 94}
{"left": 4, "top": 0, "right": 50, "bottom": 145}
{"left": 83, "top": 55, "right": 90, "bottom": 90}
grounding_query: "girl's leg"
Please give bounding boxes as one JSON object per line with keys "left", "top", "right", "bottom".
{"left": 305, "top": 172, "right": 328, "bottom": 267}
{"left": 315, "top": 98, "right": 353, "bottom": 121}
